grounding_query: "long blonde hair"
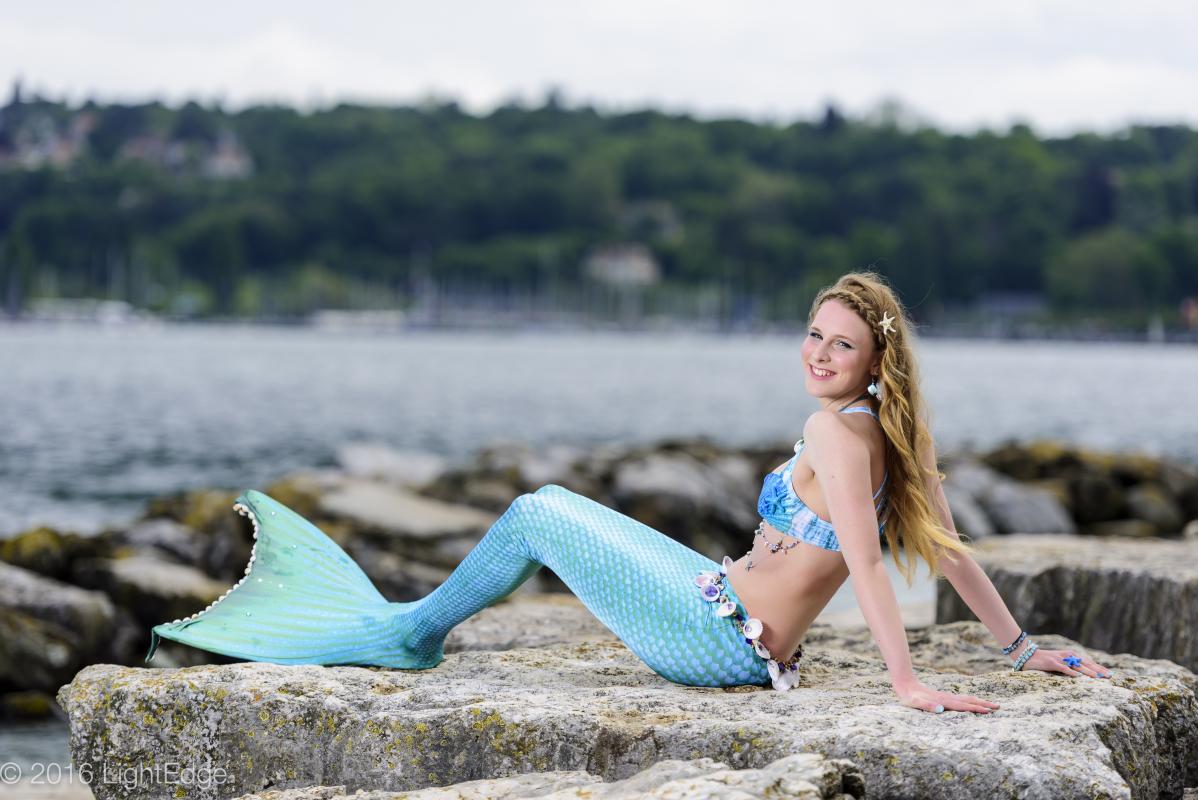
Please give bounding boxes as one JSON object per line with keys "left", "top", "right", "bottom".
{"left": 809, "top": 271, "right": 972, "bottom": 587}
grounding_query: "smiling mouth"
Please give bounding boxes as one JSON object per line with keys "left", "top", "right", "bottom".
{"left": 810, "top": 365, "right": 835, "bottom": 377}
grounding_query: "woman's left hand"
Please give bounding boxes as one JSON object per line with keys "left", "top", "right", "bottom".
{"left": 1020, "top": 646, "right": 1112, "bottom": 679}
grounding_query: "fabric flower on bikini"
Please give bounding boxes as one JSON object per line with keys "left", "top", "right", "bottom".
{"left": 757, "top": 472, "right": 790, "bottom": 520}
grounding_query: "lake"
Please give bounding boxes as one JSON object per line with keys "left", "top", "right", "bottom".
{"left": 1, "top": 322, "right": 1195, "bottom": 537}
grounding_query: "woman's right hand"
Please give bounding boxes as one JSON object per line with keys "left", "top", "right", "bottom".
{"left": 893, "top": 678, "right": 1000, "bottom": 714}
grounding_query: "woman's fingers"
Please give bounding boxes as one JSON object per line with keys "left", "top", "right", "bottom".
{"left": 939, "top": 692, "right": 1000, "bottom": 714}
{"left": 900, "top": 687, "right": 1000, "bottom": 714}
{"left": 1056, "top": 650, "right": 1114, "bottom": 678}
{"left": 1057, "top": 658, "right": 1085, "bottom": 677}
{"left": 904, "top": 696, "right": 944, "bottom": 714}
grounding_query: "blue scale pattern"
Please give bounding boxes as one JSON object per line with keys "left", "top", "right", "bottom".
{"left": 146, "top": 484, "right": 770, "bottom": 689}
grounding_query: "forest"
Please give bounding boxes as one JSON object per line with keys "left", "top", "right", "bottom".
{"left": 1, "top": 89, "right": 1196, "bottom": 327}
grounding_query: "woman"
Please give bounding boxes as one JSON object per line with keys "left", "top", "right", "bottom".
{"left": 146, "top": 271, "right": 1111, "bottom": 713}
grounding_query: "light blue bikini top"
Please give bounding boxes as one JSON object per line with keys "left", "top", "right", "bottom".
{"left": 756, "top": 405, "right": 888, "bottom": 552}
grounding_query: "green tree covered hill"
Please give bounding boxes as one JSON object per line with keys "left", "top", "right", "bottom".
{"left": 2, "top": 89, "right": 1197, "bottom": 327}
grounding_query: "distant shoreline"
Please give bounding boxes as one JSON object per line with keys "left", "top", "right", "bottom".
{"left": 2, "top": 313, "right": 1196, "bottom": 346}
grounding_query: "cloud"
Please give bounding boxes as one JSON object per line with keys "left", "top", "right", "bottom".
{"left": 1, "top": 0, "right": 1196, "bottom": 133}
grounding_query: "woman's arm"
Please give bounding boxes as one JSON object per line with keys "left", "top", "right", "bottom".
{"left": 804, "top": 411, "right": 917, "bottom": 685}
{"left": 919, "top": 435, "right": 1024, "bottom": 657}
{"left": 922, "top": 436, "right": 1112, "bottom": 679}
{"left": 929, "top": 481, "right": 1022, "bottom": 655}
{"left": 805, "top": 411, "right": 1000, "bottom": 714}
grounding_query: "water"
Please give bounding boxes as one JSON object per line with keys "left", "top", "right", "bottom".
{"left": 1, "top": 322, "right": 1195, "bottom": 537}
{"left": 6, "top": 322, "right": 1191, "bottom": 772}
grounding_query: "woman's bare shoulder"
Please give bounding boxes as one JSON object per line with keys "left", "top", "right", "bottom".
{"left": 801, "top": 410, "right": 870, "bottom": 452}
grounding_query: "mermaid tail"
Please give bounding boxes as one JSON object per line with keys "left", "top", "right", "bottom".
{"left": 146, "top": 484, "right": 770, "bottom": 688}
{"left": 144, "top": 489, "right": 424, "bottom": 668}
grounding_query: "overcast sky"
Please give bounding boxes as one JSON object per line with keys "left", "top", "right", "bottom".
{"left": 2, "top": 0, "right": 1196, "bottom": 136}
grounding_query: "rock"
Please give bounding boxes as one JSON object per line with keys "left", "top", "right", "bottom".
{"left": 0, "top": 608, "right": 78, "bottom": 692}
{"left": 97, "top": 517, "right": 206, "bottom": 565}
{"left": 940, "top": 457, "right": 1006, "bottom": 497}
{"left": 1125, "top": 483, "right": 1185, "bottom": 535}
{"left": 59, "top": 601, "right": 1197, "bottom": 800}
{"left": 144, "top": 488, "right": 242, "bottom": 534}
{"left": 985, "top": 478, "right": 1076, "bottom": 534}
{"left": 610, "top": 450, "right": 759, "bottom": 538}
{"left": 71, "top": 554, "right": 229, "bottom": 628}
{"left": 1158, "top": 459, "right": 1198, "bottom": 503}
{"left": 0, "top": 525, "right": 107, "bottom": 582}
{"left": 334, "top": 445, "right": 449, "bottom": 487}
{"left": 980, "top": 440, "right": 1063, "bottom": 481}
{"left": 0, "top": 689, "right": 57, "bottom": 720}
{"left": 453, "top": 476, "right": 529, "bottom": 514}
{"left": 1107, "top": 452, "right": 1167, "bottom": 486}
{"left": 941, "top": 484, "right": 994, "bottom": 539}
{"left": 936, "top": 534, "right": 1198, "bottom": 673}
{"left": 0, "top": 561, "right": 129, "bottom": 668}
{"left": 476, "top": 442, "right": 589, "bottom": 493}
{"left": 1066, "top": 470, "right": 1126, "bottom": 523}
{"left": 421, "top": 443, "right": 604, "bottom": 514}
{"left": 338, "top": 543, "right": 454, "bottom": 602}
{"left": 319, "top": 479, "right": 496, "bottom": 544}
{"left": 944, "top": 458, "right": 1075, "bottom": 534}
{"left": 441, "top": 593, "right": 619, "bottom": 654}
{"left": 229, "top": 752, "right": 865, "bottom": 799}
{"left": 303, "top": 480, "right": 501, "bottom": 595}
{"left": 141, "top": 488, "right": 256, "bottom": 578}
{"left": 1081, "top": 519, "right": 1159, "bottom": 538}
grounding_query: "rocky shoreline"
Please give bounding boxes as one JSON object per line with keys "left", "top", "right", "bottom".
{"left": 56, "top": 607, "right": 1198, "bottom": 799}
{"left": 3, "top": 437, "right": 1198, "bottom": 798}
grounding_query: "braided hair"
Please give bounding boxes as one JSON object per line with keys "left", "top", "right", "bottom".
{"left": 808, "top": 271, "right": 973, "bottom": 586}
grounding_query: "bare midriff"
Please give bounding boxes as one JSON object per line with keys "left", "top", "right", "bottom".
{"left": 722, "top": 416, "right": 887, "bottom": 661}
{"left": 723, "top": 523, "right": 850, "bottom": 660}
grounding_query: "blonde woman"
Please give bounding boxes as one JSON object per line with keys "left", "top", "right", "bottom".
{"left": 146, "top": 270, "right": 1110, "bottom": 713}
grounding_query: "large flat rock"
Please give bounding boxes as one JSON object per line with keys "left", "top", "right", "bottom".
{"left": 318, "top": 480, "right": 495, "bottom": 541}
{"left": 936, "top": 534, "right": 1198, "bottom": 672}
{"left": 229, "top": 753, "right": 864, "bottom": 799}
{"left": 58, "top": 600, "right": 1197, "bottom": 800}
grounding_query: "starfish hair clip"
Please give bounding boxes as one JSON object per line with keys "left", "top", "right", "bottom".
{"left": 878, "top": 311, "right": 896, "bottom": 336}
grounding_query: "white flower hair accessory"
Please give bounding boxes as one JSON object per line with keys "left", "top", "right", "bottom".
{"left": 878, "top": 311, "right": 896, "bottom": 336}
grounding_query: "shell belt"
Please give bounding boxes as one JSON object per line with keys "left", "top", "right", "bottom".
{"left": 695, "top": 555, "right": 803, "bottom": 691}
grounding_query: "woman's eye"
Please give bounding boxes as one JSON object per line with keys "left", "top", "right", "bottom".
{"left": 809, "top": 332, "right": 849, "bottom": 348}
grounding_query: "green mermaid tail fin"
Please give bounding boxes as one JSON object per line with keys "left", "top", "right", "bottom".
{"left": 144, "top": 489, "right": 427, "bottom": 668}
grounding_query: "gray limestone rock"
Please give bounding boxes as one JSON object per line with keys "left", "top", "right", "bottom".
{"left": 941, "top": 483, "right": 995, "bottom": 540}
{"left": 0, "top": 561, "right": 132, "bottom": 687}
{"left": 100, "top": 517, "right": 207, "bottom": 566}
{"left": 71, "top": 553, "right": 229, "bottom": 628}
{"left": 228, "top": 752, "right": 864, "bottom": 799}
{"left": 59, "top": 606, "right": 1196, "bottom": 800}
{"left": 943, "top": 458, "right": 1075, "bottom": 534}
{"left": 334, "top": 445, "right": 450, "bottom": 488}
{"left": 0, "top": 561, "right": 118, "bottom": 655}
{"left": 610, "top": 451, "right": 760, "bottom": 536}
{"left": 1124, "top": 483, "right": 1185, "bottom": 535}
{"left": 318, "top": 479, "right": 496, "bottom": 545}
{"left": 936, "top": 534, "right": 1198, "bottom": 673}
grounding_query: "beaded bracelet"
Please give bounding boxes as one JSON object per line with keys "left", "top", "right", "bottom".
{"left": 1011, "top": 641, "right": 1038, "bottom": 671}
{"left": 1002, "top": 630, "right": 1028, "bottom": 655}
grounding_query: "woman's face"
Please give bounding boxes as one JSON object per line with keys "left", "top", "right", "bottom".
{"left": 801, "top": 299, "right": 879, "bottom": 400}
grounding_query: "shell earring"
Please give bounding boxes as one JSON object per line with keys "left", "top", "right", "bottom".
{"left": 867, "top": 374, "right": 883, "bottom": 401}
